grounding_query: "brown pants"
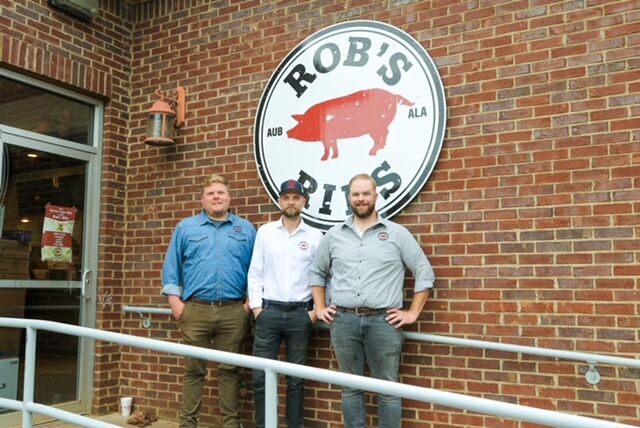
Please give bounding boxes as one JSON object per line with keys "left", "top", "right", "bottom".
{"left": 178, "top": 301, "right": 249, "bottom": 428}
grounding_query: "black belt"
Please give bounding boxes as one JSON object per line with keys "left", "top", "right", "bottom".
{"left": 337, "top": 306, "right": 388, "bottom": 316}
{"left": 263, "top": 299, "right": 313, "bottom": 311}
{"left": 189, "top": 298, "right": 243, "bottom": 307}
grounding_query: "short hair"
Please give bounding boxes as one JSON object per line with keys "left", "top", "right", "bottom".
{"left": 202, "top": 174, "right": 229, "bottom": 191}
{"left": 348, "top": 173, "right": 377, "bottom": 193}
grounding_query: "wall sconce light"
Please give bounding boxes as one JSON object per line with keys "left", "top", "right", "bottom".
{"left": 144, "top": 86, "right": 186, "bottom": 146}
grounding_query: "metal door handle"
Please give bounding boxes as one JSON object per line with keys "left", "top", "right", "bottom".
{"left": 81, "top": 269, "right": 91, "bottom": 300}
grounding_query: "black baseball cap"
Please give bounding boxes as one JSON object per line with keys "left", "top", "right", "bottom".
{"left": 279, "top": 179, "right": 305, "bottom": 197}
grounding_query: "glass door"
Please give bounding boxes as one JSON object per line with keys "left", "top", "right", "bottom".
{"left": 0, "top": 70, "right": 102, "bottom": 426}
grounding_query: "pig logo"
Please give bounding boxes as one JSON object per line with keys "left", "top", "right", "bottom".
{"left": 254, "top": 21, "right": 446, "bottom": 231}
{"left": 287, "top": 88, "right": 414, "bottom": 161}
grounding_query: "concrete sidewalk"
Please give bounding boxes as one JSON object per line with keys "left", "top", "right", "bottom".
{"left": 37, "top": 412, "right": 178, "bottom": 427}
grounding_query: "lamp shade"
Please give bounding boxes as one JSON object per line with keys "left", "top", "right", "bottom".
{"left": 144, "top": 99, "right": 176, "bottom": 146}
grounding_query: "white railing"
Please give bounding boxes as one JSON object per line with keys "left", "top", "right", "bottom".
{"left": 123, "top": 305, "right": 640, "bottom": 385}
{"left": 0, "top": 316, "right": 638, "bottom": 428}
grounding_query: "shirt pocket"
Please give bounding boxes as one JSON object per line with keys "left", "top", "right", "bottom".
{"left": 184, "top": 234, "right": 209, "bottom": 261}
{"left": 296, "top": 239, "right": 315, "bottom": 262}
{"left": 369, "top": 238, "right": 401, "bottom": 266}
{"left": 227, "top": 232, "right": 249, "bottom": 257}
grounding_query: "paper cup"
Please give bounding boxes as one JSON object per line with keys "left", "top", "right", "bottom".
{"left": 120, "top": 396, "right": 133, "bottom": 417}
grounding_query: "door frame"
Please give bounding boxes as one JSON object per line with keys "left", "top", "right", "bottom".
{"left": 0, "top": 67, "right": 104, "bottom": 425}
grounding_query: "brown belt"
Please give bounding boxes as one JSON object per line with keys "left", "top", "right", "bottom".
{"left": 189, "top": 298, "right": 243, "bottom": 307}
{"left": 337, "top": 306, "right": 388, "bottom": 316}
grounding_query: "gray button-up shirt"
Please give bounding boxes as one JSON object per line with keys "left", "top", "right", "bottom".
{"left": 309, "top": 215, "right": 435, "bottom": 309}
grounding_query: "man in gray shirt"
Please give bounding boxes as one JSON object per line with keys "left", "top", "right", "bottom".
{"left": 310, "top": 173, "right": 435, "bottom": 428}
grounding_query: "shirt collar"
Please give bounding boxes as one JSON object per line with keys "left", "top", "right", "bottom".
{"left": 343, "top": 214, "right": 387, "bottom": 233}
{"left": 277, "top": 217, "right": 310, "bottom": 235}
{"left": 197, "top": 210, "right": 235, "bottom": 226}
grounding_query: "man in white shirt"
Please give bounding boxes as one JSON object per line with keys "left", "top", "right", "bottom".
{"left": 248, "top": 179, "right": 323, "bottom": 428}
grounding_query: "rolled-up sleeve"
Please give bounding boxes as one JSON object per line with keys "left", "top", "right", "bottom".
{"left": 161, "top": 222, "right": 184, "bottom": 297}
{"left": 309, "top": 232, "right": 331, "bottom": 288}
{"left": 398, "top": 227, "right": 435, "bottom": 293}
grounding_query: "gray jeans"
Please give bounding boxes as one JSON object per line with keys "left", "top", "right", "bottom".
{"left": 330, "top": 310, "right": 405, "bottom": 428}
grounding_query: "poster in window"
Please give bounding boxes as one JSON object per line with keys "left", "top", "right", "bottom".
{"left": 41, "top": 204, "right": 77, "bottom": 263}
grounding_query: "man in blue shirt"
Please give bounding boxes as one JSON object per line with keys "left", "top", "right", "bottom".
{"left": 162, "top": 174, "right": 256, "bottom": 428}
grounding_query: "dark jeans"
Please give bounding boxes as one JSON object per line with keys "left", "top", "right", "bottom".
{"left": 330, "top": 310, "right": 405, "bottom": 428}
{"left": 253, "top": 304, "right": 313, "bottom": 428}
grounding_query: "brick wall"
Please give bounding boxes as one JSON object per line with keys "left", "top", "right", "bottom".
{"left": 2, "top": 0, "right": 640, "bottom": 427}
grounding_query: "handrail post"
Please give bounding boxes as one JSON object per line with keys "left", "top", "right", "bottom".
{"left": 264, "top": 368, "right": 278, "bottom": 428}
{"left": 22, "top": 326, "right": 37, "bottom": 428}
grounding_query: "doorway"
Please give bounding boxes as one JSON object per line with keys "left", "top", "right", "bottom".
{"left": 0, "top": 70, "right": 103, "bottom": 425}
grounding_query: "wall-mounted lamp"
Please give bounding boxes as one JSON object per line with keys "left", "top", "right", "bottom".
{"left": 144, "top": 86, "right": 186, "bottom": 146}
{"left": 48, "top": 0, "right": 99, "bottom": 22}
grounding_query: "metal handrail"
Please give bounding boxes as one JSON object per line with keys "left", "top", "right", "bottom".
{"left": 0, "top": 317, "right": 636, "bottom": 428}
{"left": 403, "top": 331, "right": 640, "bottom": 372}
{"left": 122, "top": 305, "right": 640, "bottom": 382}
{"left": 122, "top": 306, "right": 172, "bottom": 316}
{"left": 122, "top": 306, "right": 171, "bottom": 327}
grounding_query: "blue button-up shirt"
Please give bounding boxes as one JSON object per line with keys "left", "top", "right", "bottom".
{"left": 161, "top": 211, "right": 256, "bottom": 302}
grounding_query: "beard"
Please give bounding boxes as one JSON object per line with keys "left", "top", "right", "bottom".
{"left": 352, "top": 203, "right": 375, "bottom": 219}
{"left": 282, "top": 206, "right": 302, "bottom": 219}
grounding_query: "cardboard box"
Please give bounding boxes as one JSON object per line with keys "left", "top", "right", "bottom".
{"left": 0, "top": 239, "right": 30, "bottom": 279}
{"left": 0, "top": 357, "right": 19, "bottom": 400}
{"left": 0, "top": 290, "right": 26, "bottom": 357}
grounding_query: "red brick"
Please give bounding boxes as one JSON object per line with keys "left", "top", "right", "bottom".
{"left": 605, "top": 22, "right": 640, "bottom": 38}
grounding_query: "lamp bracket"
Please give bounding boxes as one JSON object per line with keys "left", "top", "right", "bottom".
{"left": 155, "top": 86, "right": 186, "bottom": 128}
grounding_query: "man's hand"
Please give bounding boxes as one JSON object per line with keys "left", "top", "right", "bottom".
{"left": 316, "top": 304, "right": 337, "bottom": 325}
{"left": 168, "top": 295, "right": 185, "bottom": 321}
{"left": 385, "top": 308, "right": 419, "bottom": 329}
{"left": 243, "top": 299, "right": 252, "bottom": 315}
{"left": 308, "top": 310, "right": 317, "bottom": 323}
{"left": 253, "top": 307, "right": 263, "bottom": 319}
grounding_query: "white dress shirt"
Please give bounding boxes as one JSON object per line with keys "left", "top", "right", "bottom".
{"left": 248, "top": 218, "right": 323, "bottom": 309}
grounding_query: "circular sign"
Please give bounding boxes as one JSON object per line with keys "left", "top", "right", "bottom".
{"left": 254, "top": 20, "right": 446, "bottom": 230}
